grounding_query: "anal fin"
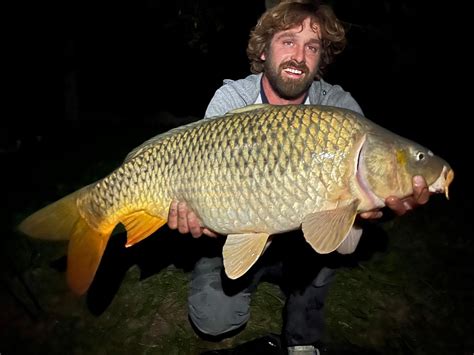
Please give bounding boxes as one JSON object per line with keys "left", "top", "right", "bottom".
{"left": 223, "top": 233, "right": 270, "bottom": 279}
{"left": 120, "top": 211, "right": 167, "bottom": 247}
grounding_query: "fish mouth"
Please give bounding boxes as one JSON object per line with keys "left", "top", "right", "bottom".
{"left": 429, "top": 166, "right": 455, "bottom": 199}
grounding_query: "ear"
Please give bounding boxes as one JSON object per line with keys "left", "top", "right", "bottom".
{"left": 260, "top": 52, "right": 266, "bottom": 61}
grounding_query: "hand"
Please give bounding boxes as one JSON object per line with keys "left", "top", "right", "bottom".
{"left": 385, "top": 175, "right": 430, "bottom": 216}
{"left": 167, "top": 200, "right": 218, "bottom": 238}
{"left": 359, "top": 175, "right": 430, "bottom": 219}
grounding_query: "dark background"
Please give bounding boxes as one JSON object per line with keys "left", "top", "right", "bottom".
{"left": 1, "top": 1, "right": 473, "bottom": 353}
{"left": 6, "top": 0, "right": 464, "bottom": 180}
{"left": 9, "top": 1, "right": 419, "bottom": 129}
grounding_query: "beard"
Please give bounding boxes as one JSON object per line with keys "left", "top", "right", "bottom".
{"left": 264, "top": 58, "right": 317, "bottom": 100}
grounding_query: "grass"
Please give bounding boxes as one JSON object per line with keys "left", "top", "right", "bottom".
{"left": 1, "top": 120, "right": 472, "bottom": 354}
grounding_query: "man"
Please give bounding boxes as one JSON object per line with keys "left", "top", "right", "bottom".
{"left": 168, "top": 1, "right": 430, "bottom": 354}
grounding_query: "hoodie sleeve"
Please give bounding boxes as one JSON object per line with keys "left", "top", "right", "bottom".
{"left": 204, "top": 85, "right": 247, "bottom": 118}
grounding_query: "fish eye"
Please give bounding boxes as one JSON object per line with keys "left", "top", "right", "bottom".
{"left": 416, "top": 151, "right": 425, "bottom": 161}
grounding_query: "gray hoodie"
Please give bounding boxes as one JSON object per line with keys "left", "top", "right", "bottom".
{"left": 204, "top": 73, "right": 363, "bottom": 118}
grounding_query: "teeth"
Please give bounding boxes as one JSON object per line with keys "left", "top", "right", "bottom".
{"left": 285, "top": 68, "right": 302, "bottom": 75}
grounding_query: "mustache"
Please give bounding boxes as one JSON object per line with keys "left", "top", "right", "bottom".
{"left": 280, "top": 60, "right": 309, "bottom": 74}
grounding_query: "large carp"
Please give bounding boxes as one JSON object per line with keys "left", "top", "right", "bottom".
{"left": 18, "top": 104, "right": 454, "bottom": 295}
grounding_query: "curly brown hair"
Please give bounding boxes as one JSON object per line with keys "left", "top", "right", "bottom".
{"left": 247, "top": 0, "right": 347, "bottom": 78}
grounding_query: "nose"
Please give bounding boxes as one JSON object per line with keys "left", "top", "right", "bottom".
{"left": 291, "top": 44, "right": 305, "bottom": 63}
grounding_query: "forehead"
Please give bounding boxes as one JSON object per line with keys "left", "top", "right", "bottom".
{"left": 273, "top": 17, "right": 321, "bottom": 41}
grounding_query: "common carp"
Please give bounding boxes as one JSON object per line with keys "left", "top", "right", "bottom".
{"left": 18, "top": 104, "right": 454, "bottom": 295}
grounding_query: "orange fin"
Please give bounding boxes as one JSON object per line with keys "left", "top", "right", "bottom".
{"left": 302, "top": 200, "right": 359, "bottom": 254}
{"left": 120, "top": 211, "right": 167, "bottom": 247}
{"left": 223, "top": 233, "right": 270, "bottom": 279}
{"left": 67, "top": 218, "right": 113, "bottom": 295}
{"left": 18, "top": 186, "right": 90, "bottom": 240}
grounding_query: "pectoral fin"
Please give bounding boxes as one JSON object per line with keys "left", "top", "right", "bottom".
{"left": 223, "top": 233, "right": 270, "bottom": 279}
{"left": 302, "top": 200, "right": 359, "bottom": 254}
{"left": 336, "top": 225, "right": 363, "bottom": 254}
{"left": 120, "top": 211, "right": 167, "bottom": 247}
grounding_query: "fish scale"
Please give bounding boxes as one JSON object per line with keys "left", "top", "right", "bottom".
{"left": 139, "top": 105, "right": 364, "bottom": 235}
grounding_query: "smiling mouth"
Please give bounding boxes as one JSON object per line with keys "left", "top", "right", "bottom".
{"left": 283, "top": 67, "right": 304, "bottom": 76}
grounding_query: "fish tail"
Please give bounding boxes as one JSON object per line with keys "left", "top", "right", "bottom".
{"left": 18, "top": 186, "right": 114, "bottom": 295}
{"left": 18, "top": 186, "right": 169, "bottom": 295}
{"left": 18, "top": 187, "right": 88, "bottom": 241}
{"left": 67, "top": 217, "right": 113, "bottom": 295}
{"left": 65, "top": 209, "right": 167, "bottom": 294}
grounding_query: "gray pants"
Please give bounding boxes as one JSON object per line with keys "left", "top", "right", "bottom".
{"left": 188, "top": 245, "right": 336, "bottom": 346}
{"left": 188, "top": 256, "right": 254, "bottom": 336}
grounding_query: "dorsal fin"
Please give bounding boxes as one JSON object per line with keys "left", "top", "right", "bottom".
{"left": 226, "top": 104, "right": 270, "bottom": 115}
{"left": 123, "top": 116, "right": 219, "bottom": 163}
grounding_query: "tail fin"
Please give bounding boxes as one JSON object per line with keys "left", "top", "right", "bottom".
{"left": 18, "top": 186, "right": 114, "bottom": 295}
{"left": 18, "top": 187, "right": 169, "bottom": 296}
{"left": 18, "top": 186, "right": 89, "bottom": 241}
{"left": 67, "top": 217, "right": 112, "bottom": 295}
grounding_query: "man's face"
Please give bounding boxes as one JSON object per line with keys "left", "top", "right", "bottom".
{"left": 261, "top": 17, "right": 322, "bottom": 99}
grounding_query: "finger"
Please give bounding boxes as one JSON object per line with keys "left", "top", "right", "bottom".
{"left": 202, "top": 228, "right": 219, "bottom": 238}
{"left": 187, "top": 211, "right": 203, "bottom": 238}
{"left": 359, "top": 210, "right": 383, "bottom": 219}
{"left": 413, "top": 175, "right": 430, "bottom": 205}
{"left": 177, "top": 202, "right": 189, "bottom": 234}
{"left": 167, "top": 200, "right": 179, "bottom": 229}
{"left": 402, "top": 199, "right": 415, "bottom": 212}
{"left": 385, "top": 196, "right": 407, "bottom": 216}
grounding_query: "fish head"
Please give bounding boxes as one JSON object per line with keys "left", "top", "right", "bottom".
{"left": 359, "top": 133, "right": 454, "bottom": 203}
{"left": 399, "top": 142, "right": 454, "bottom": 199}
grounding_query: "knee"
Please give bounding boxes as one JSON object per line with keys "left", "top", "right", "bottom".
{"left": 189, "top": 257, "right": 252, "bottom": 336}
{"left": 188, "top": 290, "right": 251, "bottom": 336}
{"left": 313, "top": 267, "right": 336, "bottom": 287}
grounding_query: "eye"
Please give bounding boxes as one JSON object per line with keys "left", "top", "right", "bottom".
{"left": 416, "top": 151, "right": 425, "bottom": 161}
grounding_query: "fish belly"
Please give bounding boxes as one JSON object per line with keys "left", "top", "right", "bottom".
{"left": 162, "top": 105, "right": 362, "bottom": 235}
